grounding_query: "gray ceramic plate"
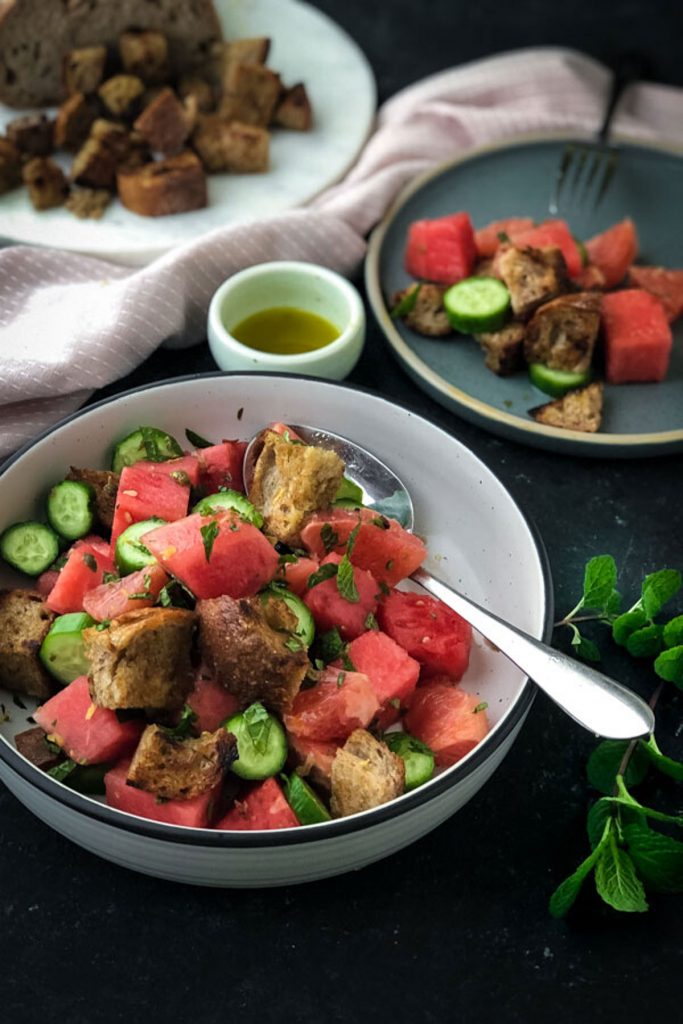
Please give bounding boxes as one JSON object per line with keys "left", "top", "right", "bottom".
{"left": 365, "top": 134, "right": 683, "bottom": 457}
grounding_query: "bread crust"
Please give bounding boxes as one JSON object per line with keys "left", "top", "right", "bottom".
{"left": 0, "top": 589, "right": 55, "bottom": 699}
{"left": 126, "top": 724, "right": 235, "bottom": 800}
{"left": 117, "top": 150, "right": 207, "bottom": 216}
{"left": 330, "top": 730, "right": 405, "bottom": 818}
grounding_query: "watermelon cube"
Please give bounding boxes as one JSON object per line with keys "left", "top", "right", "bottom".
{"left": 283, "top": 666, "right": 380, "bottom": 742}
{"left": 405, "top": 212, "right": 477, "bottom": 285}
{"left": 161, "top": 454, "right": 201, "bottom": 488}
{"left": 628, "top": 266, "right": 683, "bottom": 322}
{"left": 46, "top": 540, "right": 116, "bottom": 615}
{"left": 342, "top": 629, "right": 420, "bottom": 729}
{"left": 377, "top": 589, "right": 472, "bottom": 679}
{"left": 143, "top": 511, "right": 278, "bottom": 599}
{"left": 214, "top": 777, "right": 299, "bottom": 831}
{"left": 474, "top": 217, "right": 534, "bottom": 258}
{"left": 105, "top": 759, "right": 219, "bottom": 827}
{"left": 275, "top": 554, "right": 320, "bottom": 597}
{"left": 110, "top": 462, "right": 191, "bottom": 546}
{"left": 602, "top": 289, "right": 673, "bottom": 384}
{"left": 194, "top": 441, "right": 248, "bottom": 494}
{"left": 186, "top": 675, "right": 239, "bottom": 733}
{"left": 34, "top": 676, "right": 143, "bottom": 764}
{"left": 303, "top": 553, "right": 378, "bottom": 640}
{"left": 404, "top": 682, "right": 489, "bottom": 767}
{"left": 83, "top": 562, "right": 169, "bottom": 622}
{"left": 512, "top": 219, "right": 583, "bottom": 278}
{"left": 286, "top": 733, "right": 338, "bottom": 790}
{"left": 585, "top": 218, "right": 638, "bottom": 288}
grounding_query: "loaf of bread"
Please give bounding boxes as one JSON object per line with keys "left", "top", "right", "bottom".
{"left": 0, "top": 0, "right": 223, "bottom": 107}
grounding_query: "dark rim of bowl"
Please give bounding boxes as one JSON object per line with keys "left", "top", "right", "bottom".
{"left": 0, "top": 371, "right": 552, "bottom": 848}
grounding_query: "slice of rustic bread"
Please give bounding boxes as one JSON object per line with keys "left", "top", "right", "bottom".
{"left": 0, "top": 0, "right": 223, "bottom": 107}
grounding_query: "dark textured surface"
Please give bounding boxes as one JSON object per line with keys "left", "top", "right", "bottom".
{"left": 2, "top": 3, "right": 682, "bottom": 1022}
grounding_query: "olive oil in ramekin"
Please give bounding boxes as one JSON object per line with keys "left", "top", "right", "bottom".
{"left": 230, "top": 306, "right": 340, "bottom": 355}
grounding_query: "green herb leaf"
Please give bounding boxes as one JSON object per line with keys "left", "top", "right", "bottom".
{"left": 95, "top": 620, "right": 110, "bottom": 631}
{"left": 582, "top": 555, "right": 618, "bottom": 610}
{"left": 586, "top": 740, "right": 649, "bottom": 795}
{"left": 157, "top": 585, "right": 173, "bottom": 607}
{"left": 549, "top": 841, "right": 606, "bottom": 918}
{"left": 285, "top": 636, "right": 303, "bottom": 653}
{"left": 47, "top": 759, "right": 77, "bottom": 783}
{"left": 612, "top": 608, "right": 648, "bottom": 646}
{"left": 569, "top": 623, "right": 601, "bottom": 662}
{"left": 82, "top": 552, "right": 98, "bottom": 572}
{"left": 623, "top": 822, "right": 683, "bottom": 893}
{"left": 346, "top": 523, "right": 361, "bottom": 557}
{"left": 390, "top": 283, "right": 421, "bottom": 319}
{"left": 594, "top": 835, "right": 648, "bottom": 913}
{"left": 164, "top": 704, "right": 197, "bottom": 740}
{"left": 472, "top": 701, "right": 489, "bottom": 714}
{"left": 336, "top": 672, "right": 345, "bottom": 687}
{"left": 341, "top": 650, "right": 356, "bottom": 672}
{"left": 185, "top": 428, "right": 214, "bottom": 449}
{"left": 243, "top": 702, "right": 272, "bottom": 755}
{"left": 320, "top": 522, "right": 339, "bottom": 555}
{"left": 587, "top": 798, "right": 614, "bottom": 849}
{"left": 625, "top": 624, "right": 664, "bottom": 658}
{"left": 654, "top": 645, "right": 683, "bottom": 688}
{"left": 102, "top": 571, "right": 118, "bottom": 585}
{"left": 641, "top": 736, "right": 683, "bottom": 782}
{"left": 641, "top": 568, "right": 681, "bottom": 620}
{"left": 663, "top": 615, "right": 683, "bottom": 649}
{"left": 334, "top": 477, "right": 364, "bottom": 505}
{"left": 364, "top": 612, "right": 379, "bottom": 631}
{"left": 200, "top": 520, "right": 219, "bottom": 562}
{"left": 315, "top": 627, "right": 345, "bottom": 664}
{"left": 337, "top": 556, "right": 359, "bottom": 603}
{"left": 497, "top": 230, "right": 511, "bottom": 244}
{"left": 307, "top": 563, "right": 338, "bottom": 589}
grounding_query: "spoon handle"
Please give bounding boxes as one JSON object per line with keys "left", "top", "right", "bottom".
{"left": 411, "top": 568, "right": 654, "bottom": 740}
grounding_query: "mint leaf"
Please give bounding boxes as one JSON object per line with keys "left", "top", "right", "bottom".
{"left": 185, "top": 428, "right": 214, "bottom": 449}
{"left": 663, "top": 615, "right": 683, "bottom": 649}
{"left": 390, "top": 283, "right": 421, "bottom": 319}
{"left": 315, "top": 627, "right": 345, "bottom": 664}
{"left": 337, "top": 556, "right": 359, "bottom": 603}
{"left": 200, "top": 520, "right": 219, "bottom": 562}
{"left": 307, "top": 563, "right": 338, "bottom": 589}
{"left": 625, "top": 624, "right": 664, "bottom": 658}
{"left": 641, "top": 568, "right": 681, "bottom": 620}
{"left": 606, "top": 590, "right": 622, "bottom": 615}
{"left": 243, "top": 702, "right": 272, "bottom": 755}
{"left": 654, "top": 645, "right": 683, "bottom": 688}
{"left": 47, "top": 759, "right": 77, "bottom": 783}
{"left": 612, "top": 608, "right": 648, "bottom": 646}
{"left": 594, "top": 836, "right": 648, "bottom": 912}
{"left": 587, "top": 798, "right": 614, "bottom": 849}
{"left": 569, "top": 624, "right": 601, "bottom": 662}
{"left": 549, "top": 842, "right": 605, "bottom": 918}
{"left": 334, "top": 477, "right": 364, "bottom": 505}
{"left": 164, "top": 703, "right": 197, "bottom": 740}
{"left": 641, "top": 736, "right": 683, "bottom": 782}
{"left": 345, "top": 522, "right": 361, "bottom": 557}
{"left": 586, "top": 740, "right": 649, "bottom": 795}
{"left": 623, "top": 823, "right": 683, "bottom": 893}
{"left": 320, "top": 522, "right": 339, "bottom": 554}
{"left": 582, "top": 555, "right": 618, "bottom": 610}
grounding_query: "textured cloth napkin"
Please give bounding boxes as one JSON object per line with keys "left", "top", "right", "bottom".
{"left": 1, "top": 47, "right": 682, "bottom": 457}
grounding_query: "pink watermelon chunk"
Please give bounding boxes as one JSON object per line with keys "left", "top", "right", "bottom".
{"left": 512, "top": 219, "right": 583, "bottom": 278}
{"left": 34, "top": 676, "right": 143, "bottom": 764}
{"left": 194, "top": 441, "right": 247, "bottom": 494}
{"left": 303, "top": 553, "right": 378, "bottom": 640}
{"left": 214, "top": 777, "right": 299, "bottom": 831}
{"left": 474, "top": 217, "right": 535, "bottom": 258}
{"left": 110, "top": 462, "right": 191, "bottom": 546}
{"left": 284, "top": 666, "right": 380, "bottom": 742}
{"left": 404, "top": 682, "right": 490, "bottom": 768}
{"left": 186, "top": 675, "right": 240, "bottom": 733}
{"left": 274, "top": 554, "right": 320, "bottom": 597}
{"left": 82, "top": 562, "right": 169, "bottom": 622}
{"left": 585, "top": 218, "right": 638, "bottom": 288}
{"left": 405, "top": 212, "right": 477, "bottom": 285}
{"left": 602, "top": 289, "right": 673, "bottom": 384}
{"left": 46, "top": 540, "right": 116, "bottom": 615}
{"left": 105, "top": 759, "right": 220, "bottom": 827}
{"left": 286, "top": 733, "right": 338, "bottom": 789}
{"left": 377, "top": 589, "right": 472, "bottom": 679}
{"left": 341, "top": 629, "right": 420, "bottom": 729}
{"left": 628, "top": 266, "right": 683, "bottom": 322}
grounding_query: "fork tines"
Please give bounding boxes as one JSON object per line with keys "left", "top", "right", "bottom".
{"left": 549, "top": 142, "right": 619, "bottom": 216}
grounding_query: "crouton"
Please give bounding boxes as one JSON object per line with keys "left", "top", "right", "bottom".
{"left": 62, "top": 46, "right": 107, "bottom": 96}
{"left": 197, "top": 594, "right": 309, "bottom": 713}
{"left": 90, "top": 119, "right": 131, "bottom": 162}
{"left": 475, "top": 322, "right": 526, "bottom": 376}
{"left": 330, "top": 729, "right": 405, "bottom": 818}
{"left": 71, "top": 137, "right": 117, "bottom": 189}
{"left": 177, "top": 74, "right": 214, "bottom": 114}
{"left": 221, "top": 62, "right": 282, "bottom": 128}
{"left": 54, "top": 93, "right": 97, "bottom": 151}
{"left": 6, "top": 113, "right": 53, "bottom": 156}
{"left": 0, "top": 137, "right": 22, "bottom": 194}
{"left": 118, "top": 30, "right": 170, "bottom": 85}
{"left": 66, "top": 187, "right": 112, "bottom": 220}
{"left": 0, "top": 590, "right": 55, "bottom": 699}
{"left": 15, "top": 726, "right": 61, "bottom": 771}
{"left": 22, "top": 157, "right": 69, "bottom": 210}
{"left": 126, "top": 724, "right": 235, "bottom": 800}
{"left": 98, "top": 74, "right": 145, "bottom": 120}
{"left": 134, "top": 87, "right": 192, "bottom": 155}
{"left": 524, "top": 292, "right": 601, "bottom": 373}
{"left": 273, "top": 83, "right": 312, "bottom": 131}
{"left": 84, "top": 607, "right": 196, "bottom": 710}
{"left": 248, "top": 429, "right": 345, "bottom": 546}
{"left": 212, "top": 37, "right": 271, "bottom": 92}
{"left": 391, "top": 283, "right": 452, "bottom": 337}
{"left": 496, "top": 245, "right": 569, "bottom": 319}
{"left": 117, "top": 151, "right": 207, "bottom": 216}
{"left": 66, "top": 467, "right": 119, "bottom": 527}
{"left": 530, "top": 381, "right": 604, "bottom": 433}
{"left": 192, "top": 114, "right": 269, "bottom": 173}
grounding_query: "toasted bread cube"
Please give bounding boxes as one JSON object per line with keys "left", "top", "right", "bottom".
{"left": 71, "top": 137, "right": 117, "bottom": 189}
{"left": 213, "top": 37, "right": 271, "bottom": 91}
{"left": 222, "top": 62, "right": 282, "bottom": 127}
{"left": 197, "top": 594, "right": 309, "bottom": 713}
{"left": 117, "top": 151, "right": 207, "bottom": 217}
{"left": 98, "top": 75, "right": 145, "bottom": 120}
{"left": 6, "top": 113, "right": 54, "bottom": 156}
{"left": 126, "top": 724, "right": 235, "bottom": 800}
{"left": 22, "top": 157, "right": 69, "bottom": 210}
{"left": 524, "top": 292, "right": 601, "bottom": 373}
{"left": 249, "top": 429, "right": 345, "bottom": 546}
{"left": 134, "top": 87, "right": 191, "bottom": 156}
{"left": 66, "top": 467, "right": 119, "bottom": 527}
{"left": 475, "top": 322, "right": 526, "bottom": 376}
{"left": 530, "top": 381, "right": 604, "bottom": 433}
{"left": 178, "top": 74, "right": 215, "bottom": 114}
{"left": 496, "top": 245, "right": 569, "bottom": 319}
{"left": 15, "top": 726, "right": 62, "bottom": 771}
{"left": 0, "top": 590, "right": 55, "bottom": 699}
{"left": 392, "top": 283, "right": 452, "bottom": 337}
{"left": 193, "top": 116, "right": 269, "bottom": 173}
{"left": 54, "top": 93, "right": 97, "bottom": 151}
{"left": 63, "top": 46, "right": 107, "bottom": 96}
{"left": 90, "top": 119, "right": 131, "bottom": 161}
{"left": 66, "top": 188, "right": 112, "bottom": 220}
{"left": 330, "top": 730, "right": 405, "bottom": 818}
{"left": 119, "top": 30, "right": 170, "bottom": 85}
{"left": 273, "top": 83, "right": 312, "bottom": 131}
{"left": 84, "top": 607, "right": 196, "bottom": 710}
{"left": 0, "top": 137, "right": 22, "bottom": 194}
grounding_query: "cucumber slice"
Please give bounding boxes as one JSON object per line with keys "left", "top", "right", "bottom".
{"left": 191, "top": 489, "right": 264, "bottom": 528}
{"left": 528, "top": 362, "right": 593, "bottom": 398}
{"left": 47, "top": 480, "right": 94, "bottom": 541}
{"left": 115, "top": 517, "right": 165, "bottom": 575}
{"left": 384, "top": 731, "right": 435, "bottom": 792}
{"left": 284, "top": 772, "right": 331, "bottom": 824}
{"left": 0, "top": 521, "right": 60, "bottom": 577}
{"left": 226, "top": 703, "right": 288, "bottom": 780}
{"left": 262, "top": 585, "right": 315, "bottom": 647}
{"left": 111, "top": 426, "right": 183, "bottom": 473}
{"left": 40, "top": 612, "right": 95, "bottom": 685}
{"left": 334, "top": 476, "right": 364, "bottom": 505}
{"left": 443, "top": 276, "right": 511, "bottom": 334}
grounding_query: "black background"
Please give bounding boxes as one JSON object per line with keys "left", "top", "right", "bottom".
{"left": 2, "top": 2, "right": 682, "bottom": 1021}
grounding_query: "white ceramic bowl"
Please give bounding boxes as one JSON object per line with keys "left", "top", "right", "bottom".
{"left": 0, "top": 375, "right": 551, "bottom": 887}
{"left": 207, "top": 262, "right": 365, "bottom": 379}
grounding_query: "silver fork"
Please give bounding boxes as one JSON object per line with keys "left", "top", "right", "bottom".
{"left": 549, "top": 53, "right": 649, "bottom": 216}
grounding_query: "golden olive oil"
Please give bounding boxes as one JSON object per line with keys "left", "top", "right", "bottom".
{"left": 231, "top": 306, "right": 340, "bottom": 355}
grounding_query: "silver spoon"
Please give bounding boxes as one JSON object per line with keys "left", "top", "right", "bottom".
{"left": 243, "top": 425, "right": 654, "bottom": 740}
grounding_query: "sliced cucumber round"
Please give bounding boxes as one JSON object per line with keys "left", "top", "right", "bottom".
{"left": 111, "top": 426, "right": 183, "bottom": 473}
{"left": 47, "top": 480, "right": 94, "bottom": 541}
{"left": 284, "top": 772, "right": 331, "bottom": 825}
{"left": 0, "top": 521, "right": 60, "bottom": 577}
{"left": 40, "top": 612, "right": 95, "bottom": 685}
{"left": 192, "top": 489, "right": 264, "bottom": 528}
{"left": 226, "top": 703, "right": 288, "bottom": 780}
{"left": 443, "top": 276, "right": 511, "bottom": 334}
{"left": 115, "top": 517, "right": 165, "bottom": 575}
{"left": 262, "top": 585, "right": 315, "bottom": 648}
{"left": 528, "top": 362, "right": 593, "bottom": 398}
{"left": 384, "top": 731, "right": 435, "bottom": 792}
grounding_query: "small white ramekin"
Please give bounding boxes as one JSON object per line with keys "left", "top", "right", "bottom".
{"left": 207, "top": 261, "right": 365, "bottom": 379}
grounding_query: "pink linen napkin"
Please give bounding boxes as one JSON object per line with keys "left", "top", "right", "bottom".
{"left": 1, "top": 47, "right": 681, "bottom": 458}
